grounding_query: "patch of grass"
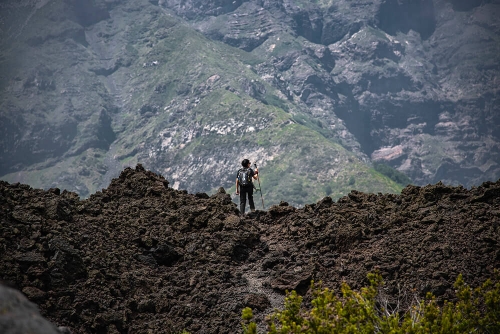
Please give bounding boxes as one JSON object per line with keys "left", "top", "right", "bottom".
{"left": 259, "top": 93, "right": 290, "bottom": 112}
{"left": 374, "top": 162, "right": 412, "bottom": 186}
{"left": 292, "top": 113, "right": 333, "bottom": 140}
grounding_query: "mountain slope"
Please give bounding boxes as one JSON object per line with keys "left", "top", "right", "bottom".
{"left": 160, "top": 0, "right": 500, "bottom": 186}
{"left": 1, "top": 0, "right": 499, "bottom": 205}
{"left": 0, "top": 0, "right": 402, "bottom": 206}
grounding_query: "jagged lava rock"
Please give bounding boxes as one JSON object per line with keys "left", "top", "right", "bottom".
{"left": 1, "top": 165, "right": 499, "bottom": 333}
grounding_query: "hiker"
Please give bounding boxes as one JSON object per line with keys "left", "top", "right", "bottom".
{"left": 236, "top": 159, "right": 259, "bottom": 214}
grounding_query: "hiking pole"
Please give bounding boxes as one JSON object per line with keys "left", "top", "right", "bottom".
{"left": 254, "top": 163, "right": 265, "bottom": 210}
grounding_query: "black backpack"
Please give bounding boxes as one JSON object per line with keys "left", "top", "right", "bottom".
{"left": 237, "top": 168, "right": 253, "bottom": 187}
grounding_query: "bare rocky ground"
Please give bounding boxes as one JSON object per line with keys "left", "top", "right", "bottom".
{"left": 1, "top": 164, "right": 499, "bottom": 333}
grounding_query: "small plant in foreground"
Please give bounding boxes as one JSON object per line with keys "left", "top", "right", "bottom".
{"left": 242, "top": 307, "right": 258, "bottom": 334}
{"left": 242, "top": 271, "right": 500, "bottom": 333}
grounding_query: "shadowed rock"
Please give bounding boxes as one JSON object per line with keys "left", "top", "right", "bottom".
{"left": 0, "top": 284, "right": 65, "bottom": 334}
{"left": 1, "top": 165, "right": 499, "bottom": 332}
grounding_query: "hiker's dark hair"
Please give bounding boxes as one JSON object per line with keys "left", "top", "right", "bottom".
{"left": 241, "top": 159, "right": 250, "bottom": 167}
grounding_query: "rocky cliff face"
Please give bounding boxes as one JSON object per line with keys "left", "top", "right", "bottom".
{"left": 164, "top": 0, "right": 500, "bottom": 186}
{"left": 1, "top": 166, "right": 499, "bottom": 333}
{"left": 0, "top": 0, "right": 499, "bottom": 204}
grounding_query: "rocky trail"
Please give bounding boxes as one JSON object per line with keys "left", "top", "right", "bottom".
{"left": 1, "top": 165, "right": 499, "bottom": 333}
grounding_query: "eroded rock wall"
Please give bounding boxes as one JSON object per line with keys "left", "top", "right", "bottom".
{"left": 161, "top": 0, "right": 500, "bottom": 187}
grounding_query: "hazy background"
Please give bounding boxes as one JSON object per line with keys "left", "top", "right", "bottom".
{"left": 1, "top": 0, "right": 499, "bottom": 206}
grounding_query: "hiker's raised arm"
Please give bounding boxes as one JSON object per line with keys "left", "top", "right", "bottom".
{"left": 253, "top": 168, "right": 258, "bottom": 179}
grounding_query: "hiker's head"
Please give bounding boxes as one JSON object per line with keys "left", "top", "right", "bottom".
{"left": 242, "top": 159, "right": 250, "bottom": 168}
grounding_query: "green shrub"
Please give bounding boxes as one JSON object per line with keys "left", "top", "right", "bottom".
{"left": 263, "top": 94, "right": 290, "bottom": 112}
{"left": 373, "top": 162, "right": 412, "bottom": 186}
{"left": 242, "top": 271, "right": 500, "bottom": 333}
{"left": 242, "top": 307, "right": 258, "bottom": 334}
{"left": 348, "top": 176, "right": 355, "bottom": 186}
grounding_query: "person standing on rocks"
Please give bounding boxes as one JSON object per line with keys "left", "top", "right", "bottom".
{"left": 236, "top": 159, "right": 259, "bottom": 215}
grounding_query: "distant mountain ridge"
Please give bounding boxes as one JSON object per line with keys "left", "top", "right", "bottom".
{"left": 0, "top": 0, "right": 499, "bottom": 206}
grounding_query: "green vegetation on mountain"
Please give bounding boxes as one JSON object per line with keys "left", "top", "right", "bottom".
{"left": 3, "top": 0, "right": 497, "bottom": 206}
{"left": 374, "top": 162, "right": 412, "bottom": 186}
{"left": 0, "top": 0, "right": 404, "bottom": 205}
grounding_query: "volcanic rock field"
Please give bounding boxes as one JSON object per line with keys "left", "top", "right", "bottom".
{"left": 1, "top": 164, "right": 499, "bottom": 333}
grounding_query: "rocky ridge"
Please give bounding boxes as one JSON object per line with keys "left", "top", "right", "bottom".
{"left": 1, "top": 165, "right": 499, "bottom": 333}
